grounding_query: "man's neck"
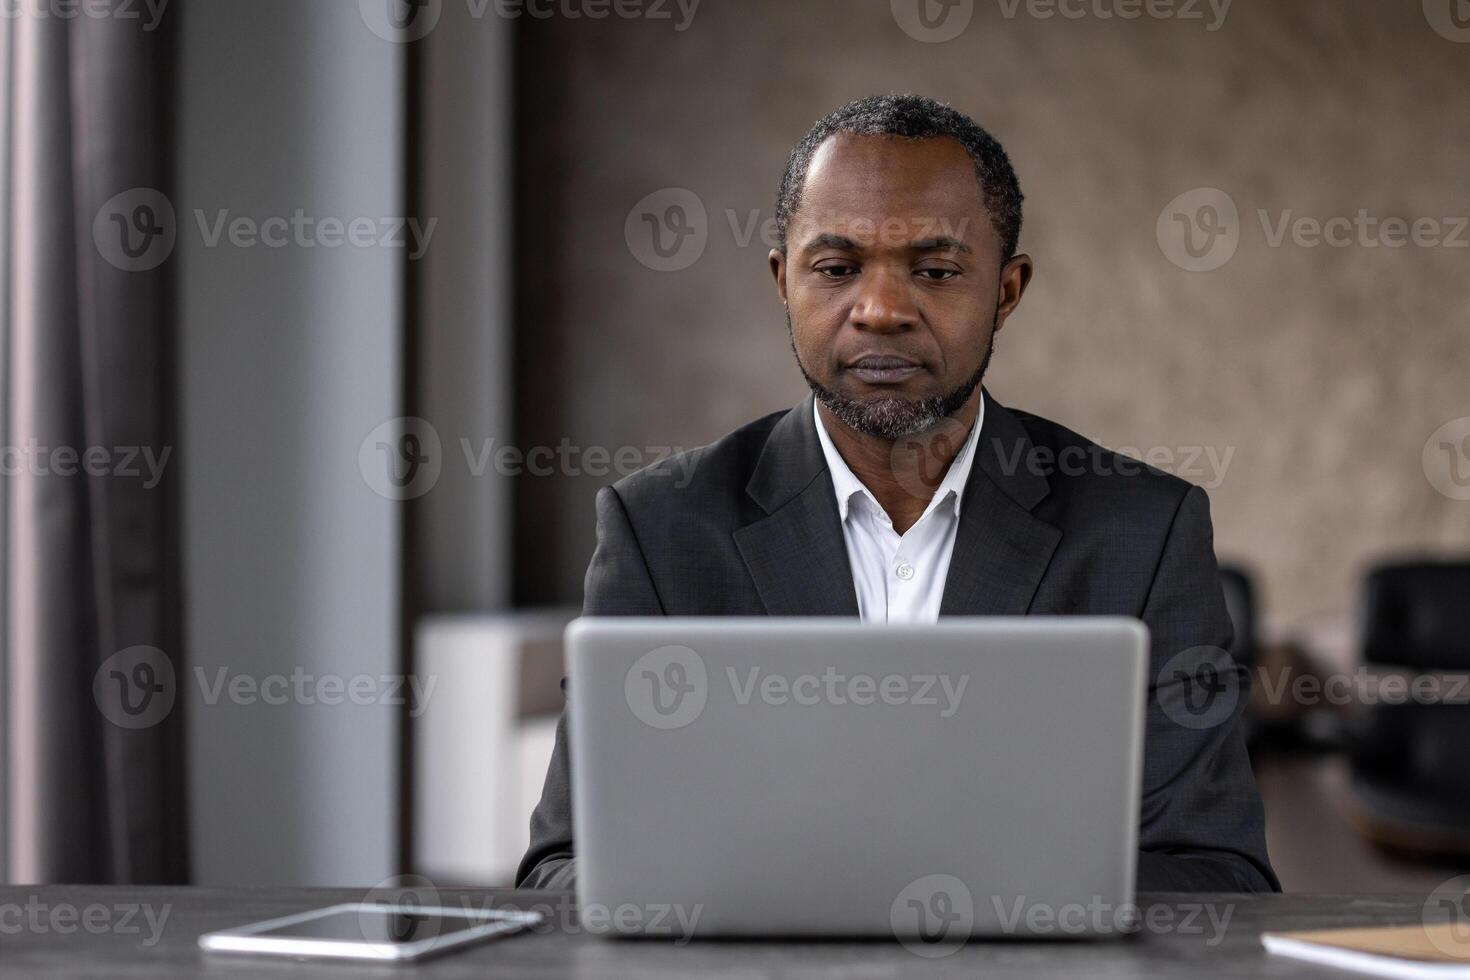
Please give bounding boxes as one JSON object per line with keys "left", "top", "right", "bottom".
{"left": 817, "top": 391, "right": 982, "bottom": 534}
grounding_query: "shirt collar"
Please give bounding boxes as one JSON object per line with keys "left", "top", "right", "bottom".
{"left": 812, "top": 392, "right": 985, "bottom": 524}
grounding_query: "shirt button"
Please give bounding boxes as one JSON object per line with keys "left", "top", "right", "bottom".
{"left": 895, "top": 561, "right": 915, "bottom": 581}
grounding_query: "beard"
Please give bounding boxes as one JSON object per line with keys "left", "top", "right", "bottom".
{"left": 789, "top": 311, "right": 995, "bottom": 440}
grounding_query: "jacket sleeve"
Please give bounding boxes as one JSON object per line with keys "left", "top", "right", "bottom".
{"left": 515, "top": 485, "right": 664, "bottom": 889}
{"left": 1135, "top": 485, "right": 1280, "bottom": 892}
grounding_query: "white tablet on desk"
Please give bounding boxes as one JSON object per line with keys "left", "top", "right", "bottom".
{"left": 198, "top": 903, "right": 542, "bottom": 962}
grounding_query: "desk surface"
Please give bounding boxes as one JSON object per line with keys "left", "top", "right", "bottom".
{"left": 0, "top": 886, "right": 1447, "bottom": 978}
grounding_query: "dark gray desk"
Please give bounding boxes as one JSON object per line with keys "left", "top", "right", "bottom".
{"left": 0, "top": 886, "right": 1445, "bottom": 978}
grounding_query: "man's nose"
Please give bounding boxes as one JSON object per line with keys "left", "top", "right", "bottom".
{"left": 849, "top": 268, "right": 918, "bottom": 333}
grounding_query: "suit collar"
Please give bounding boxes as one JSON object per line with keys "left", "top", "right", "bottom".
{"left": 812, "top": 392, "right": 985, "bottom": 523}
{"left": 735, "top": 389, "right": 1062, "bottom": 617}
{"left": 940, "top": 391, "right": 1061, "bottom": 615}
{"left": 970, "top": 389, "right": 1051, "bottom": 513}
{"left": 743, "top": 392, "right": 827, "bottom": 516}
{"left": 734, "top": 393, "right": 858, "bottom": 616}
{"left": 743, "top": 388, "right": 1052, "bottom": 515}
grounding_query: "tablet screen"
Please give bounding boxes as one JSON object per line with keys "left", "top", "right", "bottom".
{"left": 258, "top": 908, "right": 493, "bottom": 945}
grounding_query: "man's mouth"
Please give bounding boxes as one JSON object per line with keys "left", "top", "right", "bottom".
{"left": 845, "top": 354, "right": 923, "bottom": 385}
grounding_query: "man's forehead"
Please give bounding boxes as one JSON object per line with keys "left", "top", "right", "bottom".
{"left": 794, "top": 133, "right": 988, "bottom": 247}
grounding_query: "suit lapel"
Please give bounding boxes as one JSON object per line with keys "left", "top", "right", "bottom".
{"left": 733, "top": 395, "right": 860, "bottom": 617}
{"left": 940, "top": 393, "right": 1062, "bottom": 616}
{"left": 733, "top": 391, "right": 1061, "bottom": 619}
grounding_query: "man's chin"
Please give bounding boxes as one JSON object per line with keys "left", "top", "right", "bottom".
{"left": 817, "top": 390, "right": 949, "bottom": 440}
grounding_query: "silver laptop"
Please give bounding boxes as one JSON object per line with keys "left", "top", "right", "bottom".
{"left": 566, "top": 617, "right": 1148, "bottom": 943}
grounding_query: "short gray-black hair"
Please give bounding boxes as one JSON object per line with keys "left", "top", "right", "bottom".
{"left": 775, "top": 94, "right": 1024, "bottom": 262}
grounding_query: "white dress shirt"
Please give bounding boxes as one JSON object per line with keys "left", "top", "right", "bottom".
{"left": 813, "top": 395, "right": 984, "bottom": 624}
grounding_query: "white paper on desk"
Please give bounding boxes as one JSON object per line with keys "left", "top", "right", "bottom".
{"left": 1263, "top": 932, "right": 1470, "bottom": 979}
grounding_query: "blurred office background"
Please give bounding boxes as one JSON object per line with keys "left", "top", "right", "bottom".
{"left": 1, "top": 0, "right": 1468, "bottom": 892}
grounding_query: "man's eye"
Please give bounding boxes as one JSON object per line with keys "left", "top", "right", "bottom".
{"left": 815, "top": 264, "right": 858, "bottom": 278}
{"left": 916, "top": 267, "right": 959, "bottom": 281}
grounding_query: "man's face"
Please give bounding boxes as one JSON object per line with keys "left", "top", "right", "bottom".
{"left": 771, "top": 133, "right": 1028, "bottom": 438}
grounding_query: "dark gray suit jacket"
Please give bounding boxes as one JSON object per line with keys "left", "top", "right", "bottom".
{"left": 517, "top": 392, "right": 1279, "bottom": 893}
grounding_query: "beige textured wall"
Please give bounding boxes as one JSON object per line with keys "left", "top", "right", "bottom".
{"left": 514, "top": 0, "right": 1470, "bottom": 635}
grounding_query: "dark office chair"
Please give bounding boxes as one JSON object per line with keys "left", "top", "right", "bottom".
{"left": 1347, "top": 561, "right": 1470, "bottom": 857}
{"left": 1218, "top": 563, "right": 1280, "bottom": 755}
{"left": 1218, "top": 565, "right": 1260, "bottom": 670}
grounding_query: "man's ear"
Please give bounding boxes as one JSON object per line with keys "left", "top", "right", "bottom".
{"left": 769, "top": 248, "right": 788, "bottom": 305}
{"left": 994, "top": 252, "right": 1033, "bottom": 333}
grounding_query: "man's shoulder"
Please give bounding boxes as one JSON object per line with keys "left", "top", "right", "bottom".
{"left": 604, "top": 405, "right": 792, "bottom": 516}
{"left": 1002, "top": 404, "right": 1204, "bottom": 517}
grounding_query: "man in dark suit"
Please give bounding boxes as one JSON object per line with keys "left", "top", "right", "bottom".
{"left": 518, "top": 94, "right": 1278, "bottom": 893}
